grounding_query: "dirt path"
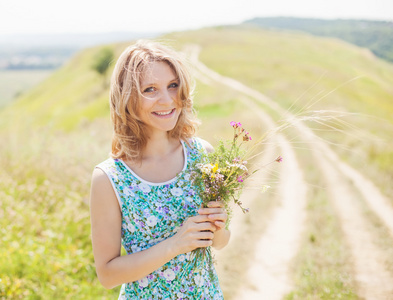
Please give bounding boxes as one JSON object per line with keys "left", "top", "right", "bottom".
{"left": 188, "top": 46, "right": 308, "bottom": 299}
{"left": 234, "top": 100, "right": 307, "bottom": 300}
{"left": 186, "top": 45, "right": 393, "bottom": 299}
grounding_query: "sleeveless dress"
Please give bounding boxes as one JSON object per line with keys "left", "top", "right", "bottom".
{"left": 96, "top": 138, "right": 224, "bottom": 300}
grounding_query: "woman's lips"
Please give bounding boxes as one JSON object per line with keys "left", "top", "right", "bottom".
{"left": 152, "top": 108, "right": 175, "bottom": 118}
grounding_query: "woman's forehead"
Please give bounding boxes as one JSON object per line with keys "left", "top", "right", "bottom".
{"left": 140, "top": 61, "right": 177, "bottom": 85}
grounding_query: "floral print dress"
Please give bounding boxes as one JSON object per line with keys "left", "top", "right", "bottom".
{"left": 96, "top": 138, "right": 224, "bottom": 300}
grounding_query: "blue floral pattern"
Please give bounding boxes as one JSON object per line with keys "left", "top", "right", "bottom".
{"left": 97, "top": 138, "right": 224, "bottom": 300}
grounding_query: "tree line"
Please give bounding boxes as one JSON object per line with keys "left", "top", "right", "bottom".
{"left": 244, "top": 17, "right": 393, "bottom": 63}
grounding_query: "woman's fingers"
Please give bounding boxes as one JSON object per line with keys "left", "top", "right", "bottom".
{"left": 188, "top": 214, "right": 211, "bottom": 223}
{"left": 198, "top": 201, "right": 228, "bottom": 222}
{"left": 195, "top": 230, "right": 215, "bottom": 240}
{"left": 208, "top": 213, "right": 227, "bottom": 222}
{"left": 206, "top": 201, "right": 224, "bottom": 208}
{"left": 198, "top": 207, "right": 224, "bottom": 215}
{"left": 197, "top": 221, "right": 217, "bottom": 232}
{"left": 172, "top": 216, "right": 218, "bottom": 254}
{"left": 213, "top": 220, "right": 226, "bottom": 230}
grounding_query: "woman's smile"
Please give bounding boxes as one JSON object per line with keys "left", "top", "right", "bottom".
{"left": 152, "top": 108, "right": 176, "bottom": 117}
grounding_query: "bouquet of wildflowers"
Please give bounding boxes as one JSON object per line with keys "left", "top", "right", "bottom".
{"left": 194, "top": 121, "right": 254, "bottom": 217}
{"left": 186, "top": 121, "right": 282, "bottom": 278}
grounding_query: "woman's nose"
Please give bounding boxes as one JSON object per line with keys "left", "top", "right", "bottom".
{"left": 158, "top": 89, "right": 174, "bottom": 104}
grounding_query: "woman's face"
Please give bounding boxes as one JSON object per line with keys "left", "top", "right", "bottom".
{"left": 138, "top": 61, "right": 181, "bottom": 134}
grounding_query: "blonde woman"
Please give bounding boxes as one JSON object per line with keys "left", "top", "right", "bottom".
{"left": 90, "top": 40, "right": 230, "bottom": 299}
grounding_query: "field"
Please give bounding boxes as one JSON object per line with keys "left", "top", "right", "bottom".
{"left": 1, "top": 27, "right": 393, "bottom": 299}
{"left": 0, "top": 70, "right": 52, "bottom": 108}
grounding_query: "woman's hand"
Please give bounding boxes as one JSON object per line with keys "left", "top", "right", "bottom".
{"left": 169, "top": 201, "right": 230, "bottom": 255}
{"left": 198, "top": 201, "right": 231, "bottom": 250}
{"left": 169, "top": 214, "right": 217, "bottom": 255}
{"left": 198, "top": 201, "right": 228, "bottom": 231}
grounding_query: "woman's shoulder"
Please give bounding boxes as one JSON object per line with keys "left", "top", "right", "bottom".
{"left": 187, "top": 137, "right": 214, "bottom": 154}
{"left": 95, "top": 157, "right": 119, "bottom": 171}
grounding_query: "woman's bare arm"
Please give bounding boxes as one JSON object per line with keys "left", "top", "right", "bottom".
{"left": 90, "top": 168, "right": 216, "bottom": 289}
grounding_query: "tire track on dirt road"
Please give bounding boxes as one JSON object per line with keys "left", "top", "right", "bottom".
{"left": 187, "top": 45, "right": 308, "bottom": 300}
{"left": 186, "top": 44, "right": 393, "bottom": 299}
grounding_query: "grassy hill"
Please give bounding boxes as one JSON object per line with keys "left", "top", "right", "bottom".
{"left": 172, "top": 27, "right": 393, "bottom": 178}
{"left": 1, "top": 26, "right": 393, "bottom": 299}
{"left": 244, "top": 17, "right": 393, "bottom": 63}
{"left": 0, "top": 44, "right": 122, "bottom": 131}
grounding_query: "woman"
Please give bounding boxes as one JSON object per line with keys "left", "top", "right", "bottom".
{"left": 90, "top": 40, "right": 230, "bottom": 299}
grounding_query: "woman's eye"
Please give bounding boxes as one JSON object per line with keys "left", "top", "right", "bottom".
{"left": 169, "top": 82, "right": 179, "bottom": 89}
{"left": 143, "top": 87, "right": 155, "bottom": 93}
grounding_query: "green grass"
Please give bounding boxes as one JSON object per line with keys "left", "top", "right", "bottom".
{"left": 284, "top": 134, "right": 359, "bottom": 299}
{"left": 0, "top": 70, "right": 52, "bottom": 108}
{"left": 0, "top": 122, "right": 119, "bottom": 299}
{"left": 0, "top": 43, "right": 130, "bottom": 131}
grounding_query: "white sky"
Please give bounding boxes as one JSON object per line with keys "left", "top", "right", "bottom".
{"left": 0, "top": 0, "right": 392, "bottom": 35}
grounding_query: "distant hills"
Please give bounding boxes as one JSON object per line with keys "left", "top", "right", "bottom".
{"left": 2, "top": 18, "right": 393, "bottom": 70}
{"left": 0, "top": 31, "right": 159, "bottom": 70}
{"left": 244, "top": 17, "right": 393, "bottom": 63}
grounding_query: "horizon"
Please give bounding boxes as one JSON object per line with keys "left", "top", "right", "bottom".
{"left": 1, "top": 0, "right": 392, "bottom": 36}
{"left": 0, "top": 16, "right": 391, "bottom": 38}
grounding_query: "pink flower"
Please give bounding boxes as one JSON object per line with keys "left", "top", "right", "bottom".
{"left": 275, "top": 156, "right": 283, "bottom": 163}
{"left": 230, "top": 121, "right": 243, "bottom": 129}
{"left": 233, "top": 157, "right": 240, "bottom": 163}
{"left": 237, "top": 176, "right": 243, "bottom": 183}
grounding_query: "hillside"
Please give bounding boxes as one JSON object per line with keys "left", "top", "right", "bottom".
{"left": 244, "top": 17, "right": 393, "bottom": 63}
{"left": 0, "top": 43, "right": 127, "bottom": 131}
{"left": 173, "top": 27, "right": 393, "bottom": 178}
{"left": 1, "top": 26, "right": 393, "bottom": 299}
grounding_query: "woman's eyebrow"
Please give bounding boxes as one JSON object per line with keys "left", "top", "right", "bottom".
{"left": 142, "top": 77, "right": 179, "bottom": 86}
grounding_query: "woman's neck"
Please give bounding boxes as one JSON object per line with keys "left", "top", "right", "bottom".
{"left": 142, "top": 131, "right": 180, "bottom": 161}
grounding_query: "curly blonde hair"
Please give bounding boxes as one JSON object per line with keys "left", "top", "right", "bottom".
{"left": 109, "top": 40, "right": 199, "bottom": 161}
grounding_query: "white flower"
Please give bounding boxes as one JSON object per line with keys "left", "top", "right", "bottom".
{"left": 171, "top": 187, "right": 183, "bottom": 197}
{"left": 138, "top": 277, "right": 149, "bottom": 288}
{"left": 178, "top": 254, "right": 185, "bottom": 262}
{"left": 138, "top": 182, "right": 151, "bottom": 193}
{"left": 194, "top": 273, "right": 204, "bottom": 287}
{"left": 184, "top": 173, "right": 191, "bottom": 181}
{"left": 199, "top": 163, "right": 214, "bottom": 175}
{"left": 163, "top": 268, "right": 176, "bottom": 281}
{"left": 127, "top": 223, "right": 135, "bottom": 233}
{"left": 124, "top": 189, "right": 135, "bottom": 198}
{"left": 131, "top": 245, "right": 141, "bottom": 253}
{"left": 185, "top": 196, "right": 194, "bottom": 204}
{"left": 227, "top": 162, "right": 248, "bottom": 171}
{"left": 146, "top": 215, "right": 158, "bottom": 227}
{"left": 177, "top": 291, "right": 185, "bottom": 298}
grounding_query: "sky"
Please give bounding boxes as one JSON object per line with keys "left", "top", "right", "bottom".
{"left": 0, "top": 0, "right": 392, "bottom": 35}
